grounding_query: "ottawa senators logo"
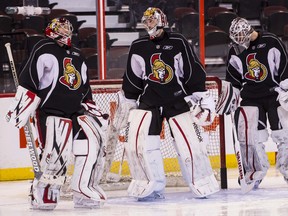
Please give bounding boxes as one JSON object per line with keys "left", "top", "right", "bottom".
{"left": 244, "top": 53, "right": 267, "bottom": 82}
{"left": 59, "top": 58, "right": 81, "bottom": 90}
{"left": 148, "top": 53, "right": 173, "bottom": 84}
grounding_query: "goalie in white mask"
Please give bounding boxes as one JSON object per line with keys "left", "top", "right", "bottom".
{"left": 216, "top": 17, "right": 288, "bottom": 190}
{"left": 5, "top": 18, "right": 109, "bottom": 210}
{"left": 113, "top": 7, "right": 219, "bottom": 201}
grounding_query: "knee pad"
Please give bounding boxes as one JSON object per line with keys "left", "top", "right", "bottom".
{"left": 125, "top": 109, "right": 166, "bottom": 198}
{"left": 71, "top": 115, "right": 107, "bottom": 203}
{"left": 169, "top": 111, "right": 219, "bottom": 197}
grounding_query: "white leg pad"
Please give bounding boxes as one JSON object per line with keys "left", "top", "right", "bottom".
{"left": 272, "top": 106, "right": 288, "bottom": 177}
{"left": 71, "top": 115, "right": 107, "bottom": 207}
{"left": 169, "top": 111, "right": 219, "bottom": 197}
{"left": 40, "top": 116, "right": 73, "bottom": 185}
{"left": 125, "top": 109, "right": 166, "bottom": 199}
{"left": 236, "top": 107, "right": 269, "bottom": 182}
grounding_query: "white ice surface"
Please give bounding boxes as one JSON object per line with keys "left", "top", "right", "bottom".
{"left": 1, "top": 167, "right": 288, "bottom": 216}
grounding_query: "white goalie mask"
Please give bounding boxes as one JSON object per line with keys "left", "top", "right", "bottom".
{"left": 141, "top": 7, "right": 167, "bottom": 39}
{"left": 229, "top": 17, "right": 254, "bottom": 49}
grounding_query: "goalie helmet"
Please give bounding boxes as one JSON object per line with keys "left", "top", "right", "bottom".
{"left": 141, "top": 7, "right": 167, "bottom": 39}
{"left": 45, "top": 17, "right": 73, "bottom": 48}
{"left": 229, "top": 17, "right": 254, "bottom": 49}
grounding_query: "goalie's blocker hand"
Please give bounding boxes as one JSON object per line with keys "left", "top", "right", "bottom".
{"left": 184, "top": 91, "right": 216, "bottom": 126}
{"left": 81, "top": 99, "right": 109, "bottom": 128}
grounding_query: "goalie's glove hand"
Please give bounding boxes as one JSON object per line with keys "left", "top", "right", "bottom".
{"left": 113, "top": 90, "right": 138, "bottom": 130}
{"left": 216, "top": 80, "right": 240, "bottom": 115}
{"left": 184, "top": 91, "right": 216, "bottom": 126}
{"left": 275, "top": 82, "right": 288, "bottom": 111}
{"left": 81, "top": 99, "right": 109, "bottom": 128}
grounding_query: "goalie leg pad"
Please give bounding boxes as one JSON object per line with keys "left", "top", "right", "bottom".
{"left": 125, "top": 109, "right": 166, "bottom": 199}
{"left": 169, "top": 111, "right": 219, "bottom": 197}
{"left": 71, "top": 115, "right": 107, "bottom": 207}
{"left": 6, "top": 85, "right": 41, "bottom": 128}
{"left": 236, "top": 106, "right": 269, "bottom": 182}
{"left": 271, "top": 107, "right": 288, "bottom": 178}
{"left": 30, "top": 116, "right": 73, "bottom": 210}
{"left": 40, "top": 116, "right": 73, "bottom": 185}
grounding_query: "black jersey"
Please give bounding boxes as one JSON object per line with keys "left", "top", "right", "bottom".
{"left": 18, "top": 38, "right": 92, "bottom": 116}
{"left": 226, "top": 31, "right": 288, "bottom": 100}
{"left": 122, "top": 31, "right": 207, "bottom": 106}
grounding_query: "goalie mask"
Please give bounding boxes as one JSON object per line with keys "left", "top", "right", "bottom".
{"left": 45, "top": 17, "right": 73, "bottom": 48}
{"left": 229, "top": 17, "right": 254, "bottom": 49}
{"left": 141, "top": 7, "right": 167, "bottom": 39}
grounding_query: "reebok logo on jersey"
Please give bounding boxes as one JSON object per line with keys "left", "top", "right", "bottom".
{"left": 163, "top": 45, "right": 173, "bottom": 50}
{"left": 257, "top": 43, "right": 266, "bottom": 49}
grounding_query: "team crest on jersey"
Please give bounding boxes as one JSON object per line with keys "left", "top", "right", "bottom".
{"left": 148, "top": 53, "right": 173, "bottom": 84}
{"left": 59, "top": 57, "right": 81, "bottom": 90}
{"left": 244, "top": 53, "right": 267, "bottom": 82}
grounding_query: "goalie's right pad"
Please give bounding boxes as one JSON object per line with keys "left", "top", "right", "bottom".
{"left": 30, "top": 116, "right": 73, "bottom": 210}
{"left": 113, "top": 90, "right": 137, "bottom": 131}
{"left": 71, "top": 115, "right": 107, "bottom": 208}
{"left": 39, "top": 116, "right": 73, "bottom": 185}
{"left": 169, "top": 111, "right": 219, "bottom": 197}
{"left": 6, "top": 85, "right": 41, "bottom": 128}
{"left": 216, "top": 80, "right": 240, "bottom": 115}
{"left": 125, "top": 109, "right": 166, "bottom": 199}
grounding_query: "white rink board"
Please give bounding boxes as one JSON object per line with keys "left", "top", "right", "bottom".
{"left": 0, "top": 96, "right": 277, "bottom": 171}
{"left": 0, "top": 97, "right": 33, "bottom": 169}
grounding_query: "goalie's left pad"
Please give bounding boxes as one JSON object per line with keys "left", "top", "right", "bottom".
{"left": 169, "top": 111, "right": 219, "bottom": 197}
{"left": 71, "top": 115, "right": 107, "bottom": 207}
{"left": 216, "top": 80, "right": 240, "bottom": 115}
{"left": 184, "top": 91, "right": 216, "bottom": 126}
{"left": 6, "top": 85, "right": 41, "bottom": 128}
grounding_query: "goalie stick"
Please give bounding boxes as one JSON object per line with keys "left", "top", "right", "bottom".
{"left": 5, "top": 42, "right": 43, "bottom": 180}
{"left": 230, "top": 114, "right": 255, "bottom": 193}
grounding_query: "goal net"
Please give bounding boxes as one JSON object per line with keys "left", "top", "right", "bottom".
{"left": 62, "top": 76, "right": 227, "bottom": 196}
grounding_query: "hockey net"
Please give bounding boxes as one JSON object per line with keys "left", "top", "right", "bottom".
{"left": 62, "top": 76, "right": 227, "bottom": 195}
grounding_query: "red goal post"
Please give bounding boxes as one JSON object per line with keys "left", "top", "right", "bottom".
{"left": 89, "top": 76, "right": 227, "bottom": 189}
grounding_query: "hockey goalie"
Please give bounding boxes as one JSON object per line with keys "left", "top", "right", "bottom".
{"left": 216, "top": 17, "right": 288, "bottom": 192}
{"left": 113, "top": 7, "right": 220, "bottom": 201}
{"left": 5, "top": 18, "right": 109, "bottom": 210}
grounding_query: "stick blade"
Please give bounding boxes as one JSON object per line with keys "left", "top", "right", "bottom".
{"left": 240, "top": 179, "right": 256, "bottom": 194}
